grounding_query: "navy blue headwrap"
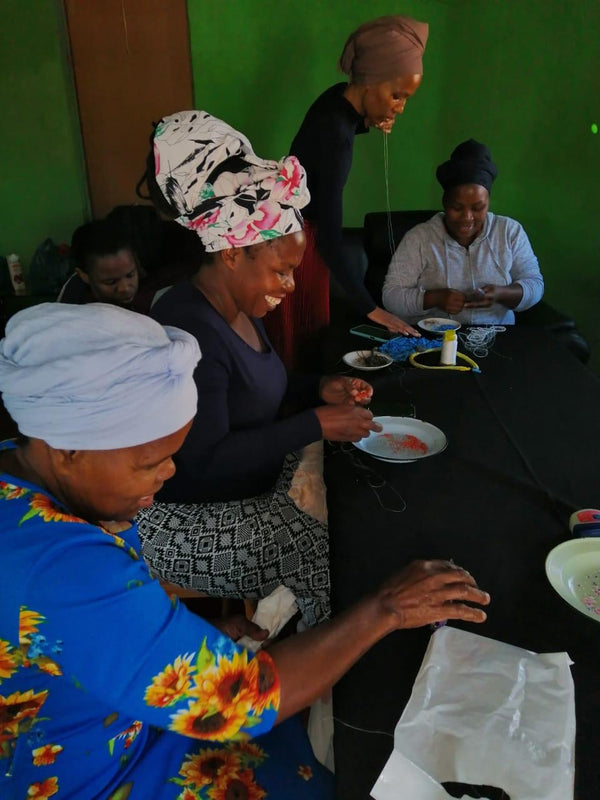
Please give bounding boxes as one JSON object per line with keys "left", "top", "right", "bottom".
{"left": 436, "top": 140, "right": 498, "bottom": 193}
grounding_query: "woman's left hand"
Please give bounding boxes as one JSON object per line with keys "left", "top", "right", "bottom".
{"left": 374, "top": 118, "right": 395, "bottom": 134}
{"left": 465, "top": 283, "right": 523, "bottom": 310}
{"left": 320, "top": 375, "right": 373, "bottom": 406}
{"left": 464, "top": 286, "right": 496, "bottom": 308}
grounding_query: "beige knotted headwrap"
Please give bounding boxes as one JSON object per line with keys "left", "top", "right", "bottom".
{"left": 339, "top": 15, "right": 429, "bottom": 85}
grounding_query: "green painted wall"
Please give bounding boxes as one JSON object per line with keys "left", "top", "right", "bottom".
{"left": 3, "top": 1, "right": 598, "bottom": 368}
{"left": 442, "top": 0, "right": 600, "bottom": 367}
{"left": 187, "top": 0, "right": 449, "bottom": 218}
{"left": 0, "top": 0, "right": 88, "bottom": 274}
{"left": 188, "top": 0, "right": 599, "bottom": 369}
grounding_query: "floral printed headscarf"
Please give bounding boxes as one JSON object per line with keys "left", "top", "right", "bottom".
{"left": 153, "top": 110, "right": 310, "bottom": 252}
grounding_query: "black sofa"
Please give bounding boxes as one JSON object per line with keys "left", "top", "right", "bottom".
{"left": 331, "top": 211, "right": 590, "bottom": 365}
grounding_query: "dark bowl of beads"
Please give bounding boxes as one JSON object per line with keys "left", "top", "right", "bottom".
{"left": 342, "top": 350, "right": 394, "bottom": 371}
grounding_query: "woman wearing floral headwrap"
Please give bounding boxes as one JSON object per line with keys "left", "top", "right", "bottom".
{"left": 137, "top": 110, "right": 382, "bottom": 628}
{"left": 264, "top": 15, "right": 429, "bottom": 368}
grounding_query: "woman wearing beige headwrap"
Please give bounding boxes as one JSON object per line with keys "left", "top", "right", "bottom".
{"left": 264, "top": 15, "right": 429, "bottom": 369}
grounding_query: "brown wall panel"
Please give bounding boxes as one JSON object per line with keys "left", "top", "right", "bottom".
{"left": 64, "top": 0, "right": 193, "bottom": 217}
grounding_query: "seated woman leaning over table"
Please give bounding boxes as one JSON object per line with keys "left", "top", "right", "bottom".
{"left": 136, "top": 110, "right": 380, "bottom": 628}
{"left": 0, "top": 302, "right": 490, "bottom": 800}
{"left": 382, "top": 138, "right": 544, "bottom": 325}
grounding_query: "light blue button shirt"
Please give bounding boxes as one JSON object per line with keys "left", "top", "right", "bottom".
{"left": 382, "top": 212, "right": 544, "bottom": 325}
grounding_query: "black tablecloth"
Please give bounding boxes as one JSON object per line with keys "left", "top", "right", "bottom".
{"left": 324, "top": 327, "right": 600, "bottom": 799}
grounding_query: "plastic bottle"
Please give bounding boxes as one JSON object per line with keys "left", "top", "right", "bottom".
{"left": 569, "top": 508, "right": 600, "bottom": 538}
{"left": 440, "top": 329, "right": 457, "bottom": 365}
{"left": 6, "top": 254, "right": 27, "bottom": 296}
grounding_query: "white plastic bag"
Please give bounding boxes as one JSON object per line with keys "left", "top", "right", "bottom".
{"left": 371, "top": 627, "right": 575, "bottom": 800}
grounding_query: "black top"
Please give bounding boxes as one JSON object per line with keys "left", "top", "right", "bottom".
{"left": 290, "top": 83, "right": 375, "bottom": 315}
{"left": 151, "top": 282, "right": 323, "bottom": 502}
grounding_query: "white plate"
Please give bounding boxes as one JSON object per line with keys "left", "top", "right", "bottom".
{"left": 353, "top": 416, "right": 448, "bottom": 463}
{"left": 545, "top": 538, "right": 600, "bottom": 622}
{"left": 342, "top": 350, "right": 393, "bottom": 371}
{"left": 359, "top": 451, "right": 418, "bottom": 464}
{"left": 417, "top": 318, "right": 462, "bottom": 335}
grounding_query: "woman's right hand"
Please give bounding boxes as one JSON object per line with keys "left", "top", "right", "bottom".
{"left": 270, "top": 558, "right": 489, "bottom": 722}
{"left": 377, "top": 559, "right": 490, "bottom": 629}
{"left": 314, "top": 404, "right": 382, "bottom": 442}
{"left": 367, "top": 306, "right": 420, "bottom": 336}
{"left": 425, "top": 289, "right": 466, "bottom": 315}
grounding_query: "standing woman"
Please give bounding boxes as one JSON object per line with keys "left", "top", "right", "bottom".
{"left": 264, "top": 15, "right": 429, "bottom": 369}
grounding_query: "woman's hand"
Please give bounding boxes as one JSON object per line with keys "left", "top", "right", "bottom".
{"left": 209, "top": 614, "right": 270, "bottom": 643}
{"left": 320, "top": 375, "right": 374, "bottom": 406}
{"left": 269, "top": 558, "right": 489, "bottom": 722}
{"left": 377, "top": 119, "right": 395, "bottom": 134}
{"left": 314, "top": 404, "right": 382, "bottom": 442}
{"left": 377, "top": 559, "right": 490, "bottom": 629}
{"left": 367, "top": 306, "right": 420, "bottom": 336}
{"left": 442, "top": 289, "right": 467, "bottom": 314}
{"left": 464, "top": 286, "right": 494, "bottom": 308}
{"left": 464, "top": 283, "right": 523, "bottom": 310}
{"left": 424, "top": 288, "right": 467, "bottom": 315}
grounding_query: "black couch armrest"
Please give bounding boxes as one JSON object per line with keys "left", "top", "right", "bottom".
{"left": 516, "top": 301, "right": 590, "bottom": 364}
{"left": 516, "top": 300, "right": 575, "bottom": 331}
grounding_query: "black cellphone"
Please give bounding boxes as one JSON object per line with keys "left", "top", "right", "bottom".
{"left": 349, "top": 324, "right": 395, "bottom": 343}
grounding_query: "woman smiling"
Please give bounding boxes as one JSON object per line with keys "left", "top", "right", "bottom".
{"left": 383, "top": 139, "right": 545, "bottom": 324}
{"left": 138, "top": 111, "right": 381, "bottom": 627}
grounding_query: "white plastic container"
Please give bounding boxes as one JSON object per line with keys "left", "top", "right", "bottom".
{"left": 440, "top": 329, "right": 457, "bottom": 365}
{"left": 7, "top": 254, "right": 27, "bottom": 296}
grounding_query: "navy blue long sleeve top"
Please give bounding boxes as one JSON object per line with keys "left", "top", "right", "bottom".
{"left": 150, "top": 282, "right": 323, "bottom": 503}
{"left": 290, "top": 83, "right": 375, "bottom": 315}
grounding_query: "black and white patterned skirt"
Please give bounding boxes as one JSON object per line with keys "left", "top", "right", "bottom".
{"left": 137, "top": 453, "right": 330, "bottom": 626}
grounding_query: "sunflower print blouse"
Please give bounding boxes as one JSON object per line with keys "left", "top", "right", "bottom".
{"left": 0, "top": 442, "right": 332, "bottom": 799}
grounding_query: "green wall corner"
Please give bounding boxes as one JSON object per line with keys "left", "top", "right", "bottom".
{"left": 0, "top": 0, "right": 89, "bottom": 274}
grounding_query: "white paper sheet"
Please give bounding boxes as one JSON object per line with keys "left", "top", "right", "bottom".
{"left": 371, "top": 627, "right": 575, "bottom": 800}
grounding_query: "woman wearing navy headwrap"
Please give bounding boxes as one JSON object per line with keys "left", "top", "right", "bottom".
{"left": 264, "top": 15, "right": 429, "bottom": 368}
{"left": 383, "top": 139, "right": 545, "bottom": 325}
{"left": 0, "top": 304, "right": 489, "bottom": 799}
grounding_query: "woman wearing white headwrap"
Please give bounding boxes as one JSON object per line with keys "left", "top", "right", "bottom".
{"left": 137, "top": 110, "right": 382, "bottom": 627}
{"left": 0, "top": 303, "right": 490, "bottom": 798}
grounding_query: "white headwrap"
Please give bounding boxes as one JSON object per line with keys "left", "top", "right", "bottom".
{"left": 153, "top": 110, "right": 310, "bottom": 252}
{"left": 0, "top": 303, "right": 201, "bottom": 450}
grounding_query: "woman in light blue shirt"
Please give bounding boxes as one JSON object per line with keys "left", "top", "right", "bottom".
{"left": 383, "top": 139, "right": 544, "bottom": 325}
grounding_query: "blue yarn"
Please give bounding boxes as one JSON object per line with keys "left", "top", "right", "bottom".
{"left": 380, "top": 336, "right": 441, "bottom": 362}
